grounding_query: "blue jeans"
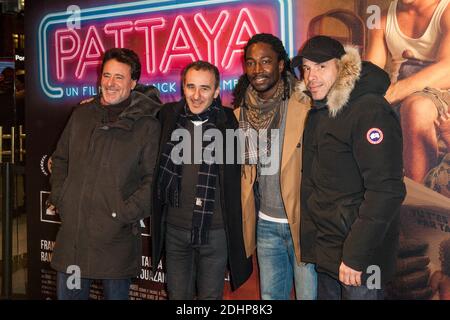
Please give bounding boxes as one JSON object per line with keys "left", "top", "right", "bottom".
{"left": 56, "top": 272, "right": 131, "bottom": 300}
{"left": 317, "top": 272, "right": 384, "bottom": 300}
{"left": 257, "top": 218, "right": 317, "bottom": 300}
{"left": 165, "top": 224, "right": 228, "bottom": 300}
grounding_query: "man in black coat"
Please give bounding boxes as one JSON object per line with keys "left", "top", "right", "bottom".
{"left": 152, "top": 61, "right": 252, "bottom": 299}
{"left": 48, "top": 48, "right": 161, "bottom": 300}
{"left": 293, "top": 36, "right": 406, "bottom": 300}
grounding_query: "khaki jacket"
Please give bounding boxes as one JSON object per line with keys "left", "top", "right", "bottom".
{"left": 234, "top": 90, "right": 310, "bottom": 263}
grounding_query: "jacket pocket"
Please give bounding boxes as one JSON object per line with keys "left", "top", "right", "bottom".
{"left": 89, "top": 209, "right": 131, "bottom": 243}
{"left": 338, "top": 201, "right": 360, "bottom": 235}
{"left": 115, "top": 189, "right": 135, "bottom": 224}
{"left": 92, "top": 187, "right": 131, "bottom": 239}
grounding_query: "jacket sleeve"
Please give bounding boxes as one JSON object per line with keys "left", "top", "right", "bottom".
{"left": 342, "top": 102, "right": 406, "bottom": 271}
{"left": 119, "top": 118, "right": 161, "bottom": 223}
{"left": 48, "top": 112, "right": 75, "bottom": 208}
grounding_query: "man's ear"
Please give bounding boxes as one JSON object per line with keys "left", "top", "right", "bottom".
{"left": 214, "top": 87, "right": 220, "bottom": 99}
{"left": 131, "top": 79, "right": 137, "bottom": 90}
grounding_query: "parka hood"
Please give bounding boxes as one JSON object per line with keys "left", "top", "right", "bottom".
{"left": 296, "top": 45, "right": 390, "bottom": 117}
{"left": 93, "top": 90, "right": 162, "bottom": 131}
{"left": 120, "top": 90, "right": 161, "bottom": 120}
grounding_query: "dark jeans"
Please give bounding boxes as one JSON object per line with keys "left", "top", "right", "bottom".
{"left": 317, "top": 271, "right": 384, "bottom": 300}
{"left": 56, "top": 272, "right": 131, "bottom": 300}
{"left": 165, "top": 224, "right": 228, "bottom": 300}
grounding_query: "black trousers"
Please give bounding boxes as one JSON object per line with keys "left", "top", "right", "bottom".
{"left": 317, "top": 271, "right": 384, "bottom": 300}
{"left": 165, "top": 224, "right": 228, "bottom": 300}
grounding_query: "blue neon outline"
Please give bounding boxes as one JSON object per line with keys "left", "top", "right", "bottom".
{"left": 38, "top": 0, "right": 293, "bottom": 98}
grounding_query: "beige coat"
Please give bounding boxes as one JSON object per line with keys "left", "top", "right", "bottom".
{"left": 234, "top": 89, "right": 311, "bottom": 264}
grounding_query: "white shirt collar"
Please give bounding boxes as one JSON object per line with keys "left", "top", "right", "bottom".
{"left": 190, "top": 119, "right": 208, "bottom": 126}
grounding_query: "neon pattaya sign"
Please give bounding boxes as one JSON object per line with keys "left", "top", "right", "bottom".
{"left": 38, "top": 0, "right": 294, "bottom": 99}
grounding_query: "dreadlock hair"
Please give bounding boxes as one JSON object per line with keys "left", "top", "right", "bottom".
{"left": 232, "top": 33, "right": 294, "bottom": 107}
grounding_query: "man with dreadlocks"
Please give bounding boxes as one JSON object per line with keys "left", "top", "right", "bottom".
{"left": 152, "top": 61, "right": 252, "bottom": 299}
{"left": 233, "top": 33, "right": 317, "bottom": 300}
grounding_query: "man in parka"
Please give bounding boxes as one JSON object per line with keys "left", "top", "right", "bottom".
{"left": 294, "top": 36, "right": 406, "bottom": 300}
{"left": 48, "top": 48, "right": 161, "bottom": 300}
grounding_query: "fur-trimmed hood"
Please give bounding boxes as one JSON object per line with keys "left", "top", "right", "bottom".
{"left": 296, "top": 45, "right": 390, "bottom": 117}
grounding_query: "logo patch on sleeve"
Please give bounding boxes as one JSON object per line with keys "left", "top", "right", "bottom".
{"left": 366, "top": 128, "right": 383, "bottom": 144}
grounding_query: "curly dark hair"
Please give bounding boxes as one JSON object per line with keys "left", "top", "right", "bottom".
{"left": 102, "top": 48, "right": 141, "bottom": 81}
{"left": 439, "top": 237, "right": 450, "bottom": 277}
{"left": 232, "top": 33, "right": 293, "bottom": 107}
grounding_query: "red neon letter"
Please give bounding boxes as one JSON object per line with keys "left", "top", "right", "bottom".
{"left": 55, "top": 29, "right": 81, "bottom": 80}
{"left": 194, "top": 11, "right": 229, "bottom": 66}
{"left": 134, "top": 18, "right": 165, "bottom": 74}
{"left": 75, "top": 26, "right": 105, "bottom": 79}
{"left": 104, "top": 21, "right": 133, "bottom": 48}
{"left": 222, "top": 8, "right": 260, "bottom": 70}
{"left": 160, "top": 15, "right": 202, "bottom": 74}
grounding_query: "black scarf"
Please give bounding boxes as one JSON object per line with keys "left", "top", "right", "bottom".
{"left": 157, "top": 100, "right": 221, "bottom": 246}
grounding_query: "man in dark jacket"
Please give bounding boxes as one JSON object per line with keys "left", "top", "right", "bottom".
{"left": 152, "top": 61, "right": 252, "bottom": 299}
{"left": 48, "top": 48, "right": 161, "bottom": 300}
{"left": 292, "top": 36, "right": 406, "bottom": 300}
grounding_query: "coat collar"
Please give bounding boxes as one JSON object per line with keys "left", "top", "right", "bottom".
{"left": 296, "top": 45, "right": 362, "bottom": 118}
{"left": 281, "top": 90, "right": 310, "bottom": 170}
{"left": 167, "top": 98, "right": 228, "bottom": 130}
{"left": 97, "top": 91, "right": 161, "bottom": 131}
